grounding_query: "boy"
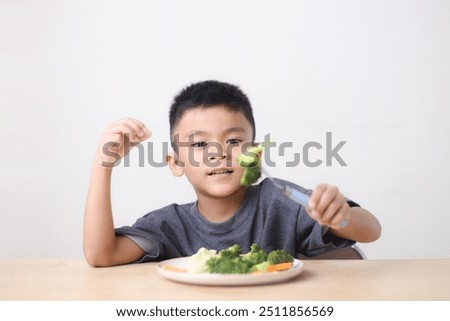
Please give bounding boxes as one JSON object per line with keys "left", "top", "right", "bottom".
{"left": 83, "top": 80, "right": 381, "bottom": 267}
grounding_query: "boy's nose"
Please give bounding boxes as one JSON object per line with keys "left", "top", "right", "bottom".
{"left": 206, "top": 143, "right": 229, "bottom": 160}
{"left": 208, "top": 151, "right": 228, "bottom": 160}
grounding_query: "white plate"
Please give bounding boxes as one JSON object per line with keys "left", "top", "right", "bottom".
{"left": 157, "top": 257, "right": 303, "bottom": 286}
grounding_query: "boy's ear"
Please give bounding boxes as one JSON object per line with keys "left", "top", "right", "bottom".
{"left": 166, "top": 152, "right": 184, "bottom": 177}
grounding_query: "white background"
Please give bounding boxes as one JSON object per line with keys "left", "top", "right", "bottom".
{"left": 1, "top": 0, "right": 449, "bottom": 260}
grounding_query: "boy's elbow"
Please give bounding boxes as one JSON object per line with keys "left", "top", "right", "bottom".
{"left": 372, "top": 221, "right": 382, "bottom": 242}
{"left": 361, "top": 220, "right": 382, "bottom": 243}
{"left": 85, "top": 256, "right": 109, "bottom": 268}
{"left": 369, "top": 216, "right": 382, "bottom": 241}
{"left": 84, "top": 249, "right": 115, "bottom": 268}
{"left": 350, "top": 207, "right": 382, "bottom": 243}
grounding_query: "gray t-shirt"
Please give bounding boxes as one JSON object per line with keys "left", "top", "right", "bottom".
{"left": 115, "top": 178, "right": 356, "bottom": 262}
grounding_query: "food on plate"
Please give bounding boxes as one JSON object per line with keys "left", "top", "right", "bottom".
{"left": 268, "top": 249, "right": 296, "bottom": 265}
{"left": 186, "top": 243, "right": 294, "bottom": 274}
{"left": 163, "top": 264, "right": 187, "bottom": 273}
{"left": 207, "top": 244, "right": 251, "bottom": 274}
{"left": 187, "top": 247, "right": 217, "bottom": 273}
{"left": 237, "top": 144, "right": 264, "bottom": 186}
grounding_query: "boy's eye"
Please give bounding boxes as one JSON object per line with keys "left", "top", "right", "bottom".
{"left": 227, "top": 138, "right": 242, "bottom": 145}
{"left": 191, "top": 141, "right": 207, "bottom": 148}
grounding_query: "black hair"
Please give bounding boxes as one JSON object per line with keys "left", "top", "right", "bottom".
{"left": 169, "top": 80, "right": 256, "bottom": 141}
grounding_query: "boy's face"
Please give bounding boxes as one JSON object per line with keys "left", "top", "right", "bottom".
{"left": 169, "top": 106, "right": 254, "bottom": 199}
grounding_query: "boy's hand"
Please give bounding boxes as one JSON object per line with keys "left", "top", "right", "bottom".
{"left": 94, "top": 117, "right": 152, "bottom": 168}
{"left": 307, "top": 184, "right": 350, "bottom": 229}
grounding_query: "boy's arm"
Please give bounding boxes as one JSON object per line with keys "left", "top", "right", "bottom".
{"left": 307, "top": 184, "right": 382, "bottom": 243}
{"left": 83, "top": 118, "right": 151, "bottom": 267}
{"left": 327, "top": 206, "right": 381, "bottom": 242}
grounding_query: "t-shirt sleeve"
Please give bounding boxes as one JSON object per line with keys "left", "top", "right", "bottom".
{"left": 115, "top": 215, "right": 164, "bottom": 262}
{"left": 295, "top": 194, "right": 359, "bottom": 257}
{"left": 115, "top": 226, "right": 159, "bottom": 256}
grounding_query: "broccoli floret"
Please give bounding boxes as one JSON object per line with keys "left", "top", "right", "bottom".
{"left": 237, "top": 145, "right": 263, "bottom": 167}
{"left": 237, "top": 145, "right": 263, "bottom": 186}
{"left": 207, "top": 256, "right": 250, "bottom": 274}
{"left": 219, "top": 244, "right": 242, "bottom": 257}
{"left": 240, "top": 167, "right": 261, "bottom": 186}
{"left": 250, "top": 261, "right": 270, "bottom": 273}
{"left": 206, "top": 244, "right": 250, "bottom": 274}
{"left": 237, "top": 153, "right": 259, "bottom": 167}
{"left": 242, "top": 243, "right": 268, "bottom": 267}
{"left": 267, "top": 249, "right": 294, "bottom": 265}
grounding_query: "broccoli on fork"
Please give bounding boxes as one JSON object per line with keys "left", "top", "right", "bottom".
{"left": 237, "top": 145, "right": 264, "bottom": 186}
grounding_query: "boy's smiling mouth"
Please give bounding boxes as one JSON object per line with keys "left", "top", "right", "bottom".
{"left": 208, "top": 168, "right": 234, "bottom": 176}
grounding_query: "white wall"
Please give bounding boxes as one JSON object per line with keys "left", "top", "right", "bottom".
{"left": 1, "top": 0, "right": 449, "bottom": 260}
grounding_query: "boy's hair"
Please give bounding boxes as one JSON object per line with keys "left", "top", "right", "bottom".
{"left": 169, "top": 80, "right": 256, "bottom": 142}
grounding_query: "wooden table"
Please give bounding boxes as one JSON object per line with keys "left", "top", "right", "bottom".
{"left": 1, "top": 259, "right": 449, "bottom": 300}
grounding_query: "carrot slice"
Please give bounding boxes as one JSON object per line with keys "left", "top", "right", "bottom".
{"left": 266, "top": 262, "right": 293, "bottom": 272}
{"left": 163, "top": 264, "right": 187, "bottom": 273}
